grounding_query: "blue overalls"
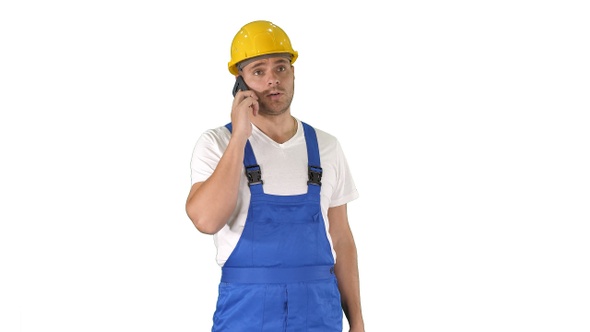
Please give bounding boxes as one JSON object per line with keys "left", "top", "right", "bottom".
{"left": 212, "top": 122, "right": 342, "bottom": 332}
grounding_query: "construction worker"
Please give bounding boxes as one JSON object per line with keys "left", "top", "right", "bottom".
{"left": 186, "top": 20, "right": 365, "bottom": 331}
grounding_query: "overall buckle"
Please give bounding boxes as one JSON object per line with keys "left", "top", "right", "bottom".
{"left": 245, "top": 165, "right": 263, "bottom": 186}
{"left": 308, "top": 165, "right": 322, "bottom": 186}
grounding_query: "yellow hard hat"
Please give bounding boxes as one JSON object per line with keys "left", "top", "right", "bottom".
{"left": 228, "top": 20, "right": 298, "bottom": 75}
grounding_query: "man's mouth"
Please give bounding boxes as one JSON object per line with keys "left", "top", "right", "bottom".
{"left": 267, "top": 91, "right": 283, "bottom": 100}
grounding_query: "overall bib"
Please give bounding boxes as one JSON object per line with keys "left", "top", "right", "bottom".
{"left": 212, "top": 122, "right": 342, "bottom": 332}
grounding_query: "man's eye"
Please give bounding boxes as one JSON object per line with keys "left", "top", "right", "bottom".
{"left": 277, "top": 66, "right": 286, "bottom": 72}
{"left": 253, "top": 70, "right": 263, "bottom": 76}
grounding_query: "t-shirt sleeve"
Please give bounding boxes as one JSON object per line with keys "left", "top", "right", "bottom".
{"left": 190, "top": 128, "right": 229, "bottom": 185}
{"left": 329, "top": 139, "right": 359, "bottom": 207}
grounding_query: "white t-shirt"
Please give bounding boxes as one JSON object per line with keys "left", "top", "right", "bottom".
{"left": 190, "top": 118, "right": 359, "bottom": 266}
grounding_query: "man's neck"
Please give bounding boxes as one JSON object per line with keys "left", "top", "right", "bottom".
{"left": 252, "top": 112, "right": 297, "bottom": 144}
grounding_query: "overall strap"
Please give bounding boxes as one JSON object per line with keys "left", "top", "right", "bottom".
{"left": 302, "top": 122, "right": 323, "bottom": 195}
{"left": 225, "top": 122, "right": 323, "bottom": 196}
{"left": 225, "top": 123, "right": 263, "bottom": 195}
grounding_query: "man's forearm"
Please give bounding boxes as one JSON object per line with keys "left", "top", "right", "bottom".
{"left": 186, "top": 136, "right": 246, "bottom": 234}
{"left": 334, "top": 240, "right": 365, "bottom": 331}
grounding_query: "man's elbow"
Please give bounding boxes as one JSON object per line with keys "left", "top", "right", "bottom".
{"left": 186, "top": 209, "right": 223, "bottom": 235}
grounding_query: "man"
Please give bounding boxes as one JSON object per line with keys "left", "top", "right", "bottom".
{"left": 186, "top": 20, "right": 365, "bottom": 331}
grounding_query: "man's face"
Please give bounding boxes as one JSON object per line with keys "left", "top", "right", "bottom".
{"left": 239, "top": 56, "right": 295, "bottom": 117}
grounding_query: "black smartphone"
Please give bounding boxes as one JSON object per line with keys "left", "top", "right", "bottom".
{"left": 232, "top": 76, "right": 249, "bottom": 97}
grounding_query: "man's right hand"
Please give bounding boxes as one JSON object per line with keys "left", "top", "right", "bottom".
{"left": 231, "top": 90, "right": 259, "bottom": 143}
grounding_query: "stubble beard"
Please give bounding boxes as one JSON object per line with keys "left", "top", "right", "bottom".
{"left": 257, "top": 89, "right": 295, "bottom": 117}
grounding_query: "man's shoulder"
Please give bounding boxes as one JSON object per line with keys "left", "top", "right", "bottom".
{"left": 195, "top": 125, "right": 232, "bottom": 149}
{"left": 202, "top": 125, "right": 231, "bottom": 139}
{"left": 303, "top": 122, "right": 339, "bottom": 148}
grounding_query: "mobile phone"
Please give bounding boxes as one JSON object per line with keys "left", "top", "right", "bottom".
{"left": 232, "top": 76, "right": 249, "bottom": 97}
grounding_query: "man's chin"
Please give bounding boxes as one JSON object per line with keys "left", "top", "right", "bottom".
{"left": 258, "top": 104, "right": 291, "bottom": 116}
{"left": 258, "top": 109, "right": 288, "bottom": 117}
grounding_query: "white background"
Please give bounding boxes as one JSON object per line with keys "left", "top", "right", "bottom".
{"left": 1, "top": 1, "right": 589, "bottom": 331}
